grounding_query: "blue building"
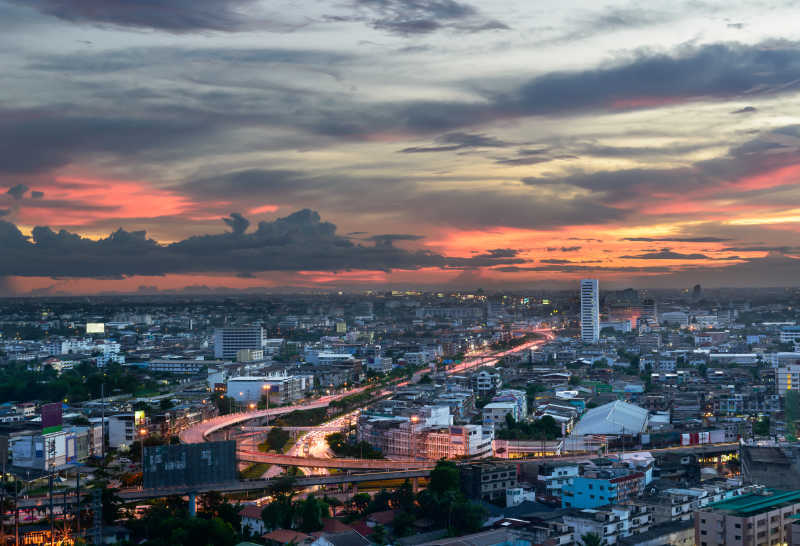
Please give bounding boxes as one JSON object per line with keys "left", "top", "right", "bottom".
{"left": 561, "top": 467, "right": 645, "bottom": 509}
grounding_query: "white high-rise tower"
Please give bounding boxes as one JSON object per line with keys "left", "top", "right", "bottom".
{"left": 580, "top": 279, "right": 599, "bottom": 343}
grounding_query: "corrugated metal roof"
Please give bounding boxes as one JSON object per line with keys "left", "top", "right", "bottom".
{"left": 571, "top": 400, "right": 649, "bottom": 435}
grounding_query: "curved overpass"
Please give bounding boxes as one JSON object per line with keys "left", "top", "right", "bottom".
{"left": 180, "top": 330, "right": 553, "bottom": 469}
{"left": 179, "top": 390, "right": 367, "bottom": 444}
{"left": 237, "top": 450, "right": 434, "bottom": 469}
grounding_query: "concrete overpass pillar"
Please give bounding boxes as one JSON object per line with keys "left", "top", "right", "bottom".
{"left": 411, "top": 477, "right": 419, "bottom": 494}
{"left": 189, "top": 493, "right": 197, "bottom": 517}
{"left": 351, "top": 483, "right": 358, "bottom": 496}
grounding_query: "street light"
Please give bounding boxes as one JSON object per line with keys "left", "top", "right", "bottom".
{"left": 410, "top": 416, "right": 419, "bottom": 461}
{"left": 262, "top": 384, "right": 271, "bottom": 426}
{"left": 139, "top": 428, "right": 147, "bottom": 476}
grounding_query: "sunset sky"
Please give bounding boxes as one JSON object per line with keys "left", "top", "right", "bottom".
{"left": 2, "top": 0, "right": 800, "bottom": 294}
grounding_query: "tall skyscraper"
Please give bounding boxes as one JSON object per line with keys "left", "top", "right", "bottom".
{"left": 580, "top": 279, "right": 600, "bottom": 344}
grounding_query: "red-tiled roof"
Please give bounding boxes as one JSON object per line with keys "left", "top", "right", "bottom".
{"left": 367, "top": 509, "right": 397, "bottom": 525}
{"left": 263, "top": 529, "right": 312, "bottom": 544}
{"left": 238, "top": 505, "right": 262, "bottom": 520}
{"left": 322, "top": 518, "right": 353, "bottom": 533}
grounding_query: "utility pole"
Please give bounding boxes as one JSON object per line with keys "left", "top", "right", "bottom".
{"left": 101, "top": 383, "right": 106, "bottom": 462}
{"left": 0, "top": 436, "right": 6, "bottom": 546}
{"left": 14, "top": 479, "right": 19, "bottom": 546}
{"left": 76, "top": 470, "right": 81, "bottom": 537}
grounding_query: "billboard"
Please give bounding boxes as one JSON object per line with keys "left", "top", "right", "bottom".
{"left": 134, "top": 410, "right": 146, "bottom": 427}
{"left": 41, "top": 403, "right": 63, "bottom": 434}
{"left": 86, "top": 322, "right": 105, "bottom": 334}
{"left": 143, "top": 441, "right": 237, "bottom": 489}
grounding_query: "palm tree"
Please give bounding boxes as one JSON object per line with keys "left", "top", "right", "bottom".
{"left": 580, "top": 532, "right": 604, "bottom": 546}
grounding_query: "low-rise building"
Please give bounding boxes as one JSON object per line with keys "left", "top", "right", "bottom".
{"left": 562, "top": 467, "right": 646, "bottom": 509}
{"left": 694, "top": 489, "right": 800, "bottom": 546}
{"left": 564, "top": 504, "right": 651, "bottom": 545}
{"left": 459, "top": 461, "right": 518, "bottom": 502}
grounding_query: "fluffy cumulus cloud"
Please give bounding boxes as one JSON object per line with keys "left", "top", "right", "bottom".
{"left": 0, "top": 209, "right": 527, "bottom": 278}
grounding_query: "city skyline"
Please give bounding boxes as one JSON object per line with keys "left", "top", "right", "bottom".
{"left": 3, "top": 1, "right": 800, "bottom": 294}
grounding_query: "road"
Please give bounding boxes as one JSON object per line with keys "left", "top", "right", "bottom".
{"left": 14, "top": 441, "right": 739, "bottom": 508}
{"left": 180, "top": 328, "right": 554, "bottom": 469}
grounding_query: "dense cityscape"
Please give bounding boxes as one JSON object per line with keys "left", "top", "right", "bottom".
{"left": 5, "top": 0, "right": 800, "bottom": 544}
{"left": 1, "top": 284, "right": 800, "bottom": 545}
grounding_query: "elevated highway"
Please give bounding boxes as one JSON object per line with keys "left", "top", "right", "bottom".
{"left": 179, "top": 329, "right": 554, "bottom": 469}
{"left": 237, "top": 449, "right": 434, "bottom": 469}
{"left": 15, "top": 469, "right": 433, "bottom": 508}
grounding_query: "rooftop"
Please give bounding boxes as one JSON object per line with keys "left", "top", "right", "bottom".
{"left": 706, "top": 490, "right": 800, "bottom": 516}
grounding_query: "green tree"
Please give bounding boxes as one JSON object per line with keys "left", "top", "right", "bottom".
{"left": 450, "top": 499, "right": 486, "bottom": 535}
{"left": 297, "top": 494, "right": 328, "bottom": 532}
{"left": 261, "top": 496, "right": 294, "bottom": 531}
{"left": 368, "top": 489, "right": 392, "bottom": 513}
{"left": 428, "top": 460, "right": 461, "bottom": 496}
{"left": 101, "top": 485, "right": 122, "bottom": 525}
{"left": 753, "top": 416, "right": 770, "bottom": 436}
{"left": 580, "top": 531, "right": 604, "bottom": 546}
{"left": 392, "top": 511, "right": 417, "bottom": 537}
{"left": 372, "top": 524, "right": 387, "bottom": 545}
{"left": 199, "top": 491, "right": 241, "bottom": 530}
{"left": 266, "top": 427, "right": 290, "bottom": 452}
{"left": 350, "top": 492, "right": 371, "bottom": 515}
{"left": 394, "top": 479, "right": 415, "bottom": 512}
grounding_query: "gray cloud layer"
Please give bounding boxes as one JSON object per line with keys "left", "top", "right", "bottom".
{"left": 13, "top": 0, "right": 263, "bottom": 32}
{"left": 0, "top": 209, "right": 526, "bottom": 278}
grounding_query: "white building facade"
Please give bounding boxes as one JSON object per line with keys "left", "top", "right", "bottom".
{"left": 580, "top": 279, "right": 600, "bottom": 344}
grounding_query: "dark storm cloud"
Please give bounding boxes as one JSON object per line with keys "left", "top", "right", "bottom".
{"left": 362, "top": 40, "right": 800, "bottom": 138}
{"left": 622, "top": 236, "right": 732, "bottom": 242}
{"left": 367, "top": 234, "right": 425, "bottom": 245}
{"left": 349, "top": 0, "right": 508, "bottom": 35}
{"left": 399, "top": 132, "right": 514, "bottom": 153}
{"left": 731, "top": 105, "right": 757, "bottom": 114}
{"left": 620, "top": 250, "right": 714, "bottom": 260}
{"left": 0, "top": 108, "right": 214, "bottom": 174}
{"left": 0, "top": 209, "right": 527, "bottom": 278}
{"left": 180, "top": 168, "right": 626, "bottom": 230}
{"left": 495, "top": 264, "right": 673, "bottom": 273}
{"left": 0, "top": 209, "right": 10, "bottom": 217}
{"left": 28, "top": 47, "right": 353, "bottom": 74}
{"left": 656, "top": 252, "right": 800, "bottom": 287}
{"left": 507, "top": 42, "right": 800, "bottom": 115}
{"left": 6, "top": 184, "right": 29, "bottom": 200}
{"left": 521, "top": 125, "right": 800, "bottom": 203}
{"left": 546, "top": 246, "right": 582, "bottom": 252}
{"left": 13, "top": 0, "right": 267, "bottom": 33}
{"left": 222, "top": 212, "right": 250, "bottom": 235}
{"left": 478, "top": 248, "right": 520, "bottom": 259}
{"left": 30, "top": 191, "right": 44, "bottom": 199}
{"left": 722, "top": 246, "right": 799, "bottom": 253}
{"left": 12, "top": 41, "right": 800, "bottom": 178}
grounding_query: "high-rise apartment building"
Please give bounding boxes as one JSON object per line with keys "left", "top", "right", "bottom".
{"left": 580, "top": 279, "right": 600, "bottom": 344}
{"left": 213, "top": 326, "right": 265, "bottom": 359}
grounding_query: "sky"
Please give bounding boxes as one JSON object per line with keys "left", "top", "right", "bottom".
{"left": 2, "top": 0, "right": 800, "bottom": 295}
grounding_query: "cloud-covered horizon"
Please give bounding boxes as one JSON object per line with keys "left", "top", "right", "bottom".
{"left": 0, "top": 209, "right": 528, "bottom": 278}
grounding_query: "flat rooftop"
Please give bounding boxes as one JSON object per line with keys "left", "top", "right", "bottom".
{"left": 707, "top": 490, "right": 800, "bottom": 517}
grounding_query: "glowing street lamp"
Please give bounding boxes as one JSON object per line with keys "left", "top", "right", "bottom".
{"left": 262, "top": 384, "right": 271, "bottom": 425}
{"left": 410, "top": 416, "right": 419, "bottom": 461}
{"left": 139, "top": 428, "right": 147, "bottom": 470}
